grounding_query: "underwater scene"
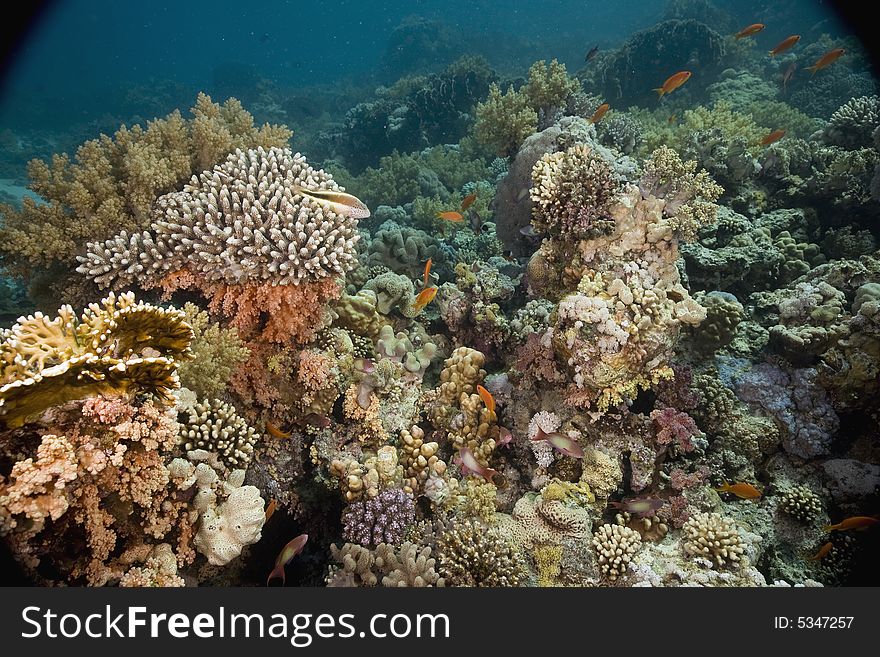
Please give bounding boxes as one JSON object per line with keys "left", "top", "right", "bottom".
{"left": 0, "top": 0, "right": 878, "bottom": 587}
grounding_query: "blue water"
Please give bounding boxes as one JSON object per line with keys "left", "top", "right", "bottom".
{"left": 0, "top": 0, "right": 848, "bottom": 131}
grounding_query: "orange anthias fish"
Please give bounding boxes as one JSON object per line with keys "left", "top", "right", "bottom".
{"left": 806, "top": 48, "right": 845, "bottom": 74}
{"left": 267, "top": 534, "right": 308, "bottom": 586}
{"left": 293, "top": 186, "right": 371, "bottom": 219}
{"left": 266, "top": 421, "right": 291, "bottom": 439}
{"left": 531, "top": 426, "right": 584, "bottom": 459}
{"left": 412, "top": 286, "right": 438, "bottom": 312}
{"left": 734, "top": 23, "right": 765, "bottom": 39}
{"left": 589, "top": 103, "right": 610, "bottom": 124}
{"left": 460, "top": 192, "right": 477, "bottom": 211}
{"left": 654, "top": 71, "right": 691, "bottom": 98}
{"left": 265, "top": 498, "right": 278, "bottom": 522}
{"left": 458, "top": 447, "right": 503, "bottom": 485}
{"left": 716, "top": 480, "right": 762, "bottom": 499}
{"left": 807, "top": 542, "right": 833, "bottom": 561}
{"left": 436, "top": 210, "right": 465, "bottom": 222}
{"left": 423, "top": 257, "right": 433, "bottom": 287}
{"left": 824, "top": 516, "right": 879, "bottom": 532}
{"left": 667, "top": 114, "right": 678, "bottom": 124}
{"left": 769, "top": 35, "right": 801, "bottom": 56}
{"left": 761, "top": 129, "right": 786, "bottom": 146}
{"left": 476, "top": 384, "right": 496, "bottom": 414}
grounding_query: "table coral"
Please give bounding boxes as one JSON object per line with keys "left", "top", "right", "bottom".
{"left": 0, "top": 291, "right": 192, "bottom": 428}
{"left": 79, "top": 146, "right": 359, "bottom": 343}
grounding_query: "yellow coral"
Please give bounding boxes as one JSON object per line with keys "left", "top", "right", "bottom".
{"left": 0, "top": 291, "right": 192, "bottom": 428}
{"left": 474, "top": 83, "right": 538, "bottom": 157}
{"left": 0, "top": 93, "right": 292, "bottom": 279}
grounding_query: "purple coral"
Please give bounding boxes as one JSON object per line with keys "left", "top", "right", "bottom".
{"left": 650, "top": 407, "right": 701, "bottom": 454}
{"left": 341, "top": 489, "right": 415, "bottom": 547}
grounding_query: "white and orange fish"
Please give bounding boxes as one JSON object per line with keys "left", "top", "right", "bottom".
{"left": 530, "top": 426, "right": 584, "bottom": 458}
{"left": 458, "top": 447, "right": 504, "bottom": 485}
{"left": 294, "top": 186, "right": 370, "bottom": 219}
{"left": 266, "top": 534, "right": 308, "bottom": 586}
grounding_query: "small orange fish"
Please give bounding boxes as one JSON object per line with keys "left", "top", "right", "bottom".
{"left": 266, "top": 421, "right": 290, "bottom": 439}
{"left": 716, "top": 480, "right": 762, "bottom": 499}
{"left": 589, "top": 103, "right": 610, "bottom": 124}
{"left": 761, "top": 129, "right": 786, "bottom": 146}
{"left": 654, "top": 71, "right": 691, "bottom": 98}
{"left": 423, "top": 257, "right": 433, "bottom": 287}
{"left": 807, "top": 542, "right": 833, "bottom": 561}
{"left": 734, "top": 23, "right": 765, "bottom": 39}
{"left": 267, "top": 534, "right": 308, "bottom": 586}
{"left": 667, "top": 114, "right": 678, "bottom": 124}
{"left": 412, "top": 286, "right": 438, "bottom": 312}
{"left": 265, "top": 498, "right": 278, "bottom": 521}
{"left": 436, "top": 210, "right": 464, "bottom": 222}
{"left": 460, "top": 192, "right": 477, "bottom": 211}
{"left": 769, "top": 35, "right": 800, "bottom": 56}
{"left": 476, "top": 384, "right": 495, "bottom": 414}
{"left": 806, "top": 48, "right": 845, "bottom": 74}
{"left": 824, "top": 516, "right": 879, "bottom": 532}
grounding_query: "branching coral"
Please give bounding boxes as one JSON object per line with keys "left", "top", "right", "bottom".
{"left": 522, "top": 59, "right": 581, "bottom": 116}
{"left": 78, "top": 146, "right": 359, "bottom": 343}
{"left": 474, "top": 84, "right": 538, "bottom": 158}
{"left": 530, "top": 144, "right": 617, "bottom": 237}
{"left": 682, "top": 512, "right": 745, "bottom": 568}
{"left": 435, "top": 519, "right": 527, "bottom": 586}
{"left": 639, "top": 146, "right": 723, "bottom": 241}
{"left": 1, "top": 396, "right": 194, "bottom": 585}
{"left": 822, "top": 95, "right": 880, "bottom": 149}
{"left": 178, "top": 398, "right": 260, "bottom": 469}
{"left": 592, "top": 522, "right": 641, "bottom": 581}
{"left": 778, "top": 485, "right": 823, "bottom": 523}
{"left": 327, "top": 542, "right": 445, "bottom": 587}
{"left": 178, "top": 303, "right": 249, "bottom": 399}
{"left": 0, "top": 93, "right": 292, "bottom": 280}
{"left": 0, "top": 291, "right": 192, "bottom": 428}
{"left": 341, "top": 488, "right": 415, "bottom": 547}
